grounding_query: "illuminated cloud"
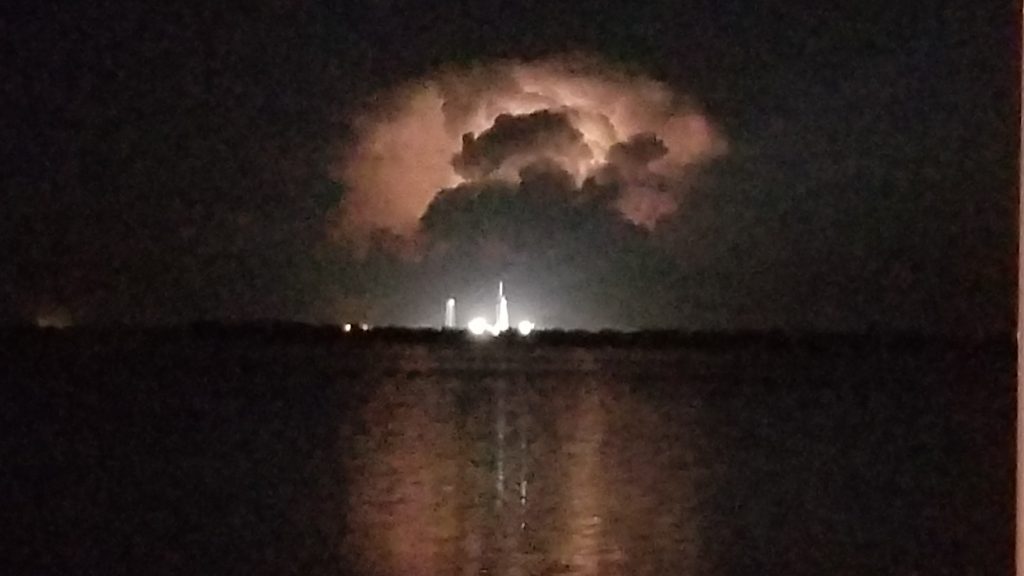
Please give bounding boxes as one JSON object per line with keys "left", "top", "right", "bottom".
{"left": 452, "top": 109, "right": 593, "bottom": 182}
{"left": 332, "top": 55, "right": 727, "bottom": 247}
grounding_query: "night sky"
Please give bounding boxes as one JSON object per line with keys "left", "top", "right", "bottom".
{"left": 4, "top": 0, "right": 1019, "bottom": 332}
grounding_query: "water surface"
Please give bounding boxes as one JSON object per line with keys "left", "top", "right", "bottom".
{"left": 4, "top": 334, "right": 1013, "bottom": 575}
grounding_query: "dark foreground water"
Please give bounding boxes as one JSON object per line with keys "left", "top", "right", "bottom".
{"left": 3, "top": 331, "right": 1014, "bottom": 575}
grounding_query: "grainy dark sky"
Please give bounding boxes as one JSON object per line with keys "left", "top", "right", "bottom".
{"left": 3, "top": 0, "right": 1019, "bottom": 332}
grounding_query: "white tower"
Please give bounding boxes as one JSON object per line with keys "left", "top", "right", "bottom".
{"left": 444, "top": 297, "right": 456, "bottom": 329}
{"left": 495, "top": 281, "right": 510, "bottom": 333}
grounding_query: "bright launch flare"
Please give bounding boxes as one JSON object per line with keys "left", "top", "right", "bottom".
{"left": 517, "top": 320, "right": 535, "bottom": 336}
{"left": 468, "top": 317, "right": 490, "bottom": 336}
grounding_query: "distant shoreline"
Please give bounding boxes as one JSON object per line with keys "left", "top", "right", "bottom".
{"left": 1, "top": 322, "right": 1012, "bottom": 352}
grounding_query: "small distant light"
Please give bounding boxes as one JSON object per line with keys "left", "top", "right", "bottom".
{"left": 343, "top": 323, "right": 352, "bottom": 333}
{"left": 517, "top": 320, "right": 535, "bottom": 336}
{"left": 36, "top": 309, "right": 72, "bottom": 329}
{"left": 468, "top": 317, "right": 491, "bottom": 336}
{"left": 359, "top": 323, "right": 370, "bottom": 331}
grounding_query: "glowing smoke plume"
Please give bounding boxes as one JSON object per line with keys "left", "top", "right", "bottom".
{"left": 333, "top": 56, "right": 727, "bottom": 246}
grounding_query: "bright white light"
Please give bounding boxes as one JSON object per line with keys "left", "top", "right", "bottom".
{"left": 343, "top": 323, "right": 352, "bottom": 332}
{"left": 517, "top": 320, "right": 535, "bottom": 336}
{"left": 468, "top": 317, "right": 491, "bottom": 336}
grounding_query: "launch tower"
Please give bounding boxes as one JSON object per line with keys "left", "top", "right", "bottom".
{"left": 445, "top": 297, "right": 456, "bottom": 329}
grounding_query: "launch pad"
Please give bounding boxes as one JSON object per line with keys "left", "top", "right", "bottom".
{"left": 456, "top": 282, "right": 535, "bottom": 337}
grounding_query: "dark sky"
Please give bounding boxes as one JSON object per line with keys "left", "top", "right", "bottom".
{"left": 3, "top": 0, "right": 1019, "bottom": 332}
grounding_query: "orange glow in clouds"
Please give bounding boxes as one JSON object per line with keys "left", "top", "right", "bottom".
{"left": 333, "top": 56, "right": 727, "bottom": 245}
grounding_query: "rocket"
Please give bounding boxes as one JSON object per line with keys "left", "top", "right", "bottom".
{"left": 495, "top": 281, "right": 510, "bottom": 333}
{"left": 465, "top": 281, "right": 533, "bottom": 336}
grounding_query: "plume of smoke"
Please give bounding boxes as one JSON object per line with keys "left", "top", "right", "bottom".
{"left": 332, "top": 55, "right": 727, "bottom": 250}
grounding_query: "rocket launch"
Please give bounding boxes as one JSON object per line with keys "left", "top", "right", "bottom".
{"left": 467, "top": 282, "right": 530, "bottom": 336}
{"left": 496, "top": 282, "right": 509, "bottom": 333}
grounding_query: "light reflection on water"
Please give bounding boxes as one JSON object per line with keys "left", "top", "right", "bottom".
{"left": 5, "top": 337, "right": 1012, "bottom": 574}
{"left": 343, "top": 348, "right": 702, "bottom": 576}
